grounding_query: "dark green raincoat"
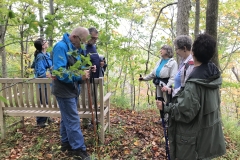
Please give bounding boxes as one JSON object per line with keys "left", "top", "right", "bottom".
{"left": 165, "top": 62, "right": 226, "bottom": 160}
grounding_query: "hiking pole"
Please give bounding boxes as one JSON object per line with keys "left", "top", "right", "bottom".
{"left": 91, "top": 72, "right": 99, "bottom": 135}
{"left": 86, "top": 69, "right": 97, "bottom": 136}
{"left": 90, "top": 70, "right": 101, "bottom": 160}
{"left": 160, "top": 84, "right": 170, "bottom": 160}
{"left": 138, "top": 74, "right": 142, "bottom": 108}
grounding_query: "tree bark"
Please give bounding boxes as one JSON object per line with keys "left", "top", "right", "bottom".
{"left": 176, "top": 0, "right": 191, "bottom": 36}
{"left": 194, "top": 0, "right": 200, "bottom": 40}
{"left": 176, "top": 0, "right": 191, "bottom": 64}
{"left": 49, "top": 0, "right": 54, "bottom": 47}
{"left": 38, "top": 0, "right": 44, "bottom": 37}
{"left": 0, "top": 27, "right": 7, "bottom": 78}
{"left": 0, "top": 4, "right": 9, "bottom": 78}
{"left": 206, "top": 0, "right": 219, "bottom": 68}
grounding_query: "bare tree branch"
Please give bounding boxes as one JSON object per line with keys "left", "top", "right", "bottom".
{"left": 232, "top": 67, "right": 240, "bottom": 82}
{"left": 145, "top": 2, "right": 178, "bottom": 75}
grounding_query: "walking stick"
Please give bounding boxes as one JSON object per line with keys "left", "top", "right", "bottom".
{"left": 160, "top": 84, "right": 171, "bottom": 160}
{"left": 86, "top": 71, "right": 97, "bottom": 137}
{"left": 138, "top": 74, "right": 142, "bottom": 108}
{"left": 91, "top": 72, "right": 99, "bottom": 136}
{"left": 87, "top": 68, "right": 101, "bottom": 159}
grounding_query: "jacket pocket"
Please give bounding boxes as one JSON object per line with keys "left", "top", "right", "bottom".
{"left": 175, "top": 135, "right": 198, "bottom": 160}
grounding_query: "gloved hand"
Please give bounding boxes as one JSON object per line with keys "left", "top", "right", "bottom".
{"left": 139, "top": 77, "right": 144, "bottom": 81}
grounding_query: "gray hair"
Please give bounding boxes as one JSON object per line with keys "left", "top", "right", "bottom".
{"left": 88, "top": 27, "right": 98, "bottom": 34}
{"left": 161, "top": 45, "right": 174, "bottom": 58}
{"left": 174, "top": 35, "right": 192, "bottom": 51}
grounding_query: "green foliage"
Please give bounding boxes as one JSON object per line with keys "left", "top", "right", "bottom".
{"left": 112, "top": 95, "right": 131, "bottom": 109}
{"left": 216, "top": 115, "right": 240, "bottom": 159}
{"left": 52, "top": 53, "right": 92, "bottom": 79}
{"left": 8, "top": 10, "right": 15, "bottom": 18}
{"left": 0, "top": 96, "right": 8, "bottom": 104}
{"left": 222, "top": 81, "right": 240, "bottom": 88}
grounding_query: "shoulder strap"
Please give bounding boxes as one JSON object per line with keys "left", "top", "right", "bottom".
{"left": 184, "top": 60, "right": 194, "bottom": 79}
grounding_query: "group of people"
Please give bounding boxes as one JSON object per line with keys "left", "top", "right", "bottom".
{"left": 140, "top": 34, "right": 226, "bottom": 159}
{"left": 32, "top": 27, "right": 106, "bottom": 160}
{"left": 32, "top": 25, "right": 226, "bottom": 160}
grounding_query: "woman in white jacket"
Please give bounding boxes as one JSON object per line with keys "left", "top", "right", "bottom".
{"left": 139, "top": 45, "right": 178, "bottom": 122}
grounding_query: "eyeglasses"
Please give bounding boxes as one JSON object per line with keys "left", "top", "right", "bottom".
{"left": 91, "top": 37, "right": 98, "bottom": 40}
{"left": 76, "top": 36, "right": 87, "bottom": 44}
{"left": 42, "top": 40, "right": 48, "bottom": 45}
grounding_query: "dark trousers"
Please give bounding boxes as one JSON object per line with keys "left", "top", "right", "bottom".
{"left": 36, "top": 87, "right": 49, "bottom": 124}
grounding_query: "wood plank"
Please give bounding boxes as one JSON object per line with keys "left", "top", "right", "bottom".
{"left": 35, "top": 84, "right": 41, "bottom": 108}
{"left": 12, "top": 84, "right": 19, "bottom": 107}
{"left": 1, "top": 84, "right": 8, "bottom": 107}
{"left": 46, "top": 83, "right": 52, "bottom": 108}
{"left": 40, "top": 84, "right": 47, "bottom": 108}
{"left": 18, "top": 84, "right": 24, "bottom": 107}
{"left": 29, "top": 83, "right": 35, "bottom": 108}
{"left": 24, "top": 83, "right": 30, "bottom": 107}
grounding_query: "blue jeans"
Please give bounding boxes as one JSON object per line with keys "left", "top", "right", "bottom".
{"left": 37, "top": 87, "right": 49, "bottom": 124}
{"left": 56, "top": 96, "right": 86, "bottom": 151}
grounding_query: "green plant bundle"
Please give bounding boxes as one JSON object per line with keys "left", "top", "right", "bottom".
{"left": 52, "top": 51, "right": 92, "bottom": 80}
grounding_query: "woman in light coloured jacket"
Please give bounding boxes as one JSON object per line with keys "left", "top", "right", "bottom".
{"left": 139, "top": 45, "right": 178, "bottom": 122}
{"left": 157, "top": 33, "right": 226, "bottom": 160}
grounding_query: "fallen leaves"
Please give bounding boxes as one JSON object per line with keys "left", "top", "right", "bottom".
{"left": 0, "top": 107, "right": 238, "bottom": 159}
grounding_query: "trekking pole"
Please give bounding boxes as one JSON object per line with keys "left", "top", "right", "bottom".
{"left": 91, "top": 72, "right": 99, "bottom": 135}
{"left": 160, "top": 84, "right": 170, "bottom": 160}
{"left": 90, "top": 71, "right": 101, "bottom": 159}
{"left": 138, "top": 74, "right": 142, "bottom": 108}
{"left": 86, "top": 69, "right": 97, "bottom": 138}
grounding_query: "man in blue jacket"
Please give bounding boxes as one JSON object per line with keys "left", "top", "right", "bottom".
{"left": 51, "top": 26, "right": 91, "bottom": 160}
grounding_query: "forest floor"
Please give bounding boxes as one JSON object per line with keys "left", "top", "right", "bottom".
{"left": 0, "top": 107, "right": 239, "bottom": 160}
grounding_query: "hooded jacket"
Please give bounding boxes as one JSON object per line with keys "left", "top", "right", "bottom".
{"left": 143, "top": 58, "right": 178, "bottom": 87}
{"left": 34, "top": 52, "right": 52, "bottom": 78}
{"left": 165, "top": 62, "right": 226, "bottom": 160}
{"left": 51, "top": 33, "right": 84, "bottom": 98}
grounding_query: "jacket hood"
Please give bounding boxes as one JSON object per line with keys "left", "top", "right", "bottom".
{"left": 187, "top": 62, "right": 222, "bottom": 89}
{"left": 62, "top": 33, "right": 77, "bottom": 51}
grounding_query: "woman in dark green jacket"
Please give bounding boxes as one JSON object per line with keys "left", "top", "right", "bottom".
{"left": 157, "top": 33, "right": 226, "bottom": 160}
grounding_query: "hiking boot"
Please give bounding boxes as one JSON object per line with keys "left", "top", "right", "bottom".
{"left": 61, "top": 142, "right": 72, "bottom": 152}
{"left": 155, "top": 119, "right": 162, "bottom": 125}
{"left": 46, "top": 117, "right": 55, "bottom": 124}
{"left": 37, "top": 122, "right": 48, "bottom": 128}
{"left": 72, "top": 149, "right": 90, "bottom": 160}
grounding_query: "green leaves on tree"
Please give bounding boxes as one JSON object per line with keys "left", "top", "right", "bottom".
{"left": 52, "top": 53, "right": 92, "bottom": 80}
{"left": 8, "top": 10, "right": 15, "bottom": 19}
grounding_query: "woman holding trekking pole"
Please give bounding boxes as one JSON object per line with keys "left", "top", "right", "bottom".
{"left": 139, "top": 45, "right": 177, "bottom": 123}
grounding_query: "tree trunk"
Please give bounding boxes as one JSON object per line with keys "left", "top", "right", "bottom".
{"left": 38, "top": 0, "right": 44, "bottom": 37}
{"left": 0, "top": 4, "right": 9, "bottom": 78}
{"left": 176, "top": 0, "right": 191, "bottom": 36}
{"left": 0, "top": 34, "right": 7, "bottom": 78}
{"left": 176, "top": 0, "right": 191, "bottom": 63}
{"left": 194, "top": 0, "right": 200, "bottom": 40}
{"left": 49, "top": 0, "right": 54, "bottom": 47}
{"left": 206, "top": 0, "right": 219, "bottom": 68}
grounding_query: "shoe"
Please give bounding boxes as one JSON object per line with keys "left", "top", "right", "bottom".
{"left": 46, "top": 117, "right": 55, "bottom": 124}
{"left": 155, "top": 119, "right": 162, "bottom": 124}
{"left": 37, "top": 122, "right": 48, "bottom": 128}
{"left": 61, "top": 142, "right": 72, "bottom": 152}
{"left": 72, "top": 149, "right": 90, "bottom": 160}
{"left": 82, "top": 123, "right": 94, "bottom": 130}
